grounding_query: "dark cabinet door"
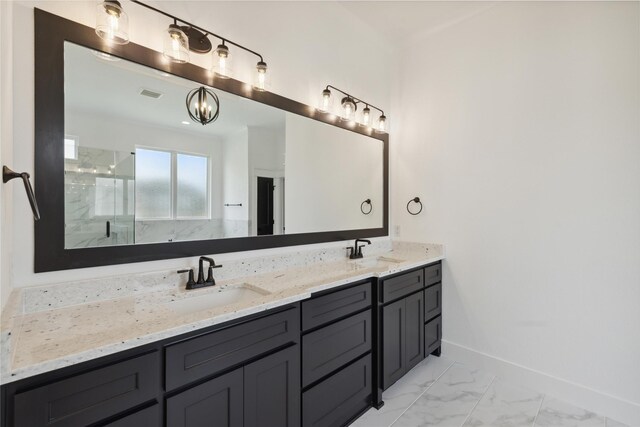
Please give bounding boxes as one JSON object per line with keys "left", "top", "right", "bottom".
{"left": 405, "top": 291, "right": 425, "bottom": 372}
{"left": 166, "top": 369, "right": 243, "bottom": 427}
{"left": 244, "top": 346, "right": 300, "bottom": 427}
{"left": 382, "top": 298, "right": 405, "bottom": 389}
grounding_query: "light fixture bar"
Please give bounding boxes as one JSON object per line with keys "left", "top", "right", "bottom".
{"left": 129, "top": 0, "right": 264, "bottom": 62}
{"left": 325, "top": 85, "right": 385, "bottom": 115}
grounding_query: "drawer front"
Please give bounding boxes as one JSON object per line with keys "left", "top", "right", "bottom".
{"left": 381, "top": 269, "right": 424, "bottom": 303}
{"left": 104, "top": 404, "right": 160, "bottom": 427}
{"left": 424, "top": 282, "right": 442, "bottom": 321}
{"left": 14, "top": 352, "right": 159, "bottom": 427}
{"left": 165, "top": 307, "right": 299, "bottom": 391}
{"left": 302, "top": 310, "right": 371, "bottom": 387}
{"left": 302, "top": 355, "right": 372, "bottom": 427}
{"left": 424, "top": 263, "right": 442, "bottom": 287}
{"left": 302, "top": 282, "right": 371, "bottom": 331}
{"left": 425, "top": 315, "right": 442, "bottom": 355}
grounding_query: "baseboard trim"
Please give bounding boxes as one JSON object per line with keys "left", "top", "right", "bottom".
{"left": 441, "top": 340, "right": 640, "bottom": 426}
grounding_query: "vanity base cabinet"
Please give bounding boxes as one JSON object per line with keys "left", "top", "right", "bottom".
{"left": 381, "top": 298, "right": 405, "bottom": 388}
{"left": 380, "top": 262, "right": 441, "bottom": 391}
{"left": 12, "top": 352, "right": 160, "bottom": 427}
{"left": 166, "top": 344, "right": 300, "bottom": 427}
{"left": 301, "top": 280, "right": 374, "bottom": 427}
{"left": 302, "top": 355, "right": 372, "bottom": 427}
{"left": 166, "top": 369, "right": 244, "bottom": 427}
{"left": 381, "top": 291, "right": 425, "bottom": 389}
{"left": 244, "top": 345, "right": 300, "bottom": 427}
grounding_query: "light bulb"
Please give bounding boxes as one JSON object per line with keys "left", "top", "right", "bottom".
{"left": 213, "top": 44, "right": 232, "bottom": 78}
{"left": 340, "top": 97, "right": 357, "bottom": 122}
{"left": 361, "top": 106, "right": 371, "bottom": 127}
{"left": 376, "top": 114, "right": 387, "bottom": 133}
{"left": 163, "top": 24, "right": 189, "bottom": 63}
{"left": 254, "top": 61, "right": 268, "bottom": 91}
{"left": 95, "top": 1, "right": 129, "bottom": 45}
{"left": 319, "top": 89, "right": 332, "bottom": 112}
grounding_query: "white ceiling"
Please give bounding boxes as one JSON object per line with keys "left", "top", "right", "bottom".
{"left": 338, "top": 1, "right": 496, "bottom": 44}
{"left": 64, "top": 42, "right": 285, "bottom": 139}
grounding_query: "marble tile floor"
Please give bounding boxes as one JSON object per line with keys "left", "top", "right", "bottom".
{"left": 351, "top": 357, "right": 630, "bottom": 427}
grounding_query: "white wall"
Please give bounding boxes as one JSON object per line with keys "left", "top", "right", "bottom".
{"left": 247, "top": 126, "right": 285, "bottom": 235}
{"left": 0, "top": 1, "right": 14, "bottom": 310}
{"left": 392, "top": 2, "right": 640, "bottom": 422}
{"left": 2, "top": 1, "right": 392, "bottom": 290}
{"left": 222, "top": 127, "right": 249, "bottom": 223}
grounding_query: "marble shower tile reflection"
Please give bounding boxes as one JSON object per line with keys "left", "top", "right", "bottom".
{"left": 463, "top": 378, "right": 543, "bottom": 427}
{"left": 352, "top": 356, "right": 454, "bottom": 427}
{"left": 392, "top": 363, "right": 494, "bottom": 427}
{"left": 534, "top": 397, "right": 604, "bottom": 427}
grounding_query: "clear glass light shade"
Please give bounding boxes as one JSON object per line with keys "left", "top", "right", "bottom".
{"left": 360, "top": 107, "right": 372, "bottom": 127}
{"left": 318, "top": 89, "right": 333, "bottom": 112}
{"left": 376, "top": 114, "right": 389, "bottom": 133}
{"left": 340, "top": 97, "right": 357, "bottom": 122}
{"left": 212, "top": 44, "right": 233, "bottom": 78}
{"left": 95, "top": 1, "right": 129, "bottom": 45}
{"left": 253, "top": 62, "right": 270, "bottom": 91}
{"left": 163, "top": 25, "right": 189, "bottom": 63}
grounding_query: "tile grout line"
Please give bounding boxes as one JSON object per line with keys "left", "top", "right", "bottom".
{"left": 387, "top": 359, "right": 457, "bottom": 427}
{"left": 460, "top": 374, "right": 496, "bottom": 427}
{"left": 532, "top": 394, "right": 546, "bottom": 427}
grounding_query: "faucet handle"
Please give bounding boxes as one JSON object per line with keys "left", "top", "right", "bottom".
{"left": 177, "top": 269, "right": 196, "bottom": 289}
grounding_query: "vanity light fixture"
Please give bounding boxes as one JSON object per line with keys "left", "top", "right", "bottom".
{"left": 96, "top": 1, "right": 270, "bottom": 91}
{"left": 319, "top": 85, "right": 388, "bottom": 133}
{"left": 95, "top": 0, "right": 129, "bottom": 45}
{"left": 186, "top": 86, "right": 220, "bottom": 126}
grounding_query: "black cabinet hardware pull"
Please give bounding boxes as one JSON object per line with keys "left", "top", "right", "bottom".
{"left": 3, "top": 166, "right": 40, "bottom": 220}
{"left": 406, "top": 197, "right": 423, "bottom": 215}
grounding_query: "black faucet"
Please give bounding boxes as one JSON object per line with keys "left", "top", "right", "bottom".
{"left": 177, "top": 257, "right": 223, "bottom": 290}
{"left": 348, "top": 239, "right": 371, "bottom": 259}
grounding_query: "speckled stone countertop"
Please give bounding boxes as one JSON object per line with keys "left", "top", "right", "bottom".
{"left": 0, "top": 241, "right": 444, "bottom": 384}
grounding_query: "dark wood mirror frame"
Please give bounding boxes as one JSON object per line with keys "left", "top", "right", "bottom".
{"left": 33, "top": 9, "right": 389, "bottom": 272}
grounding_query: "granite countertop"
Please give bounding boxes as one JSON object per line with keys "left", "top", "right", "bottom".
{"left": 0, "top": 241, "right": 444, "bottom": 384}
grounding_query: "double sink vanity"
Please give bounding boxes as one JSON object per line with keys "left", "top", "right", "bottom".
{"left": 0, "top": 242, "right": 444, "bottom": 427}
{"left": 0, "top": 9, "right": 442, "bottom": 427}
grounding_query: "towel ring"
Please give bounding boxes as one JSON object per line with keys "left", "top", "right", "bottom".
{"left": 406, "top": 197, "right": 422, "bottom": 215}
{"left": 360, "top": 199, "right": 372, "bottom": 215}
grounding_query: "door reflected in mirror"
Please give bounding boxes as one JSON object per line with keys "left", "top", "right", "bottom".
{"left": 63, "top": 42, "right": 383, "bottom": 249}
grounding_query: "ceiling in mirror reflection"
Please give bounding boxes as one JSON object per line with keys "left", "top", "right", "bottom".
{"left": 64, "top": 43, "right": 285, "bottom": 138}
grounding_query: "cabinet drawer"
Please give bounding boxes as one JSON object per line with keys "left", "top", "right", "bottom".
{"left": 302, "top": 282, "right": 371, "bottom": 331}
{"left": 165, "top": 307, "right": 299, "bottom": 391}
{"left": 302, "top": 355, "right": 371, "bottom": 427}
{"left": 381, "top": 269, "right": 424, "bottom": 303}
{"left": 103, "top": 404, "right": 160, "bottom": 427}
{"left": 425, "top": 315, "right": 442, "bottom": 355}
{"left": 14, "top": 352, "right": 159, "bottom": 427}
{"left": 302, "top": 310, "right": 371, "bottom": 387}
{"left": 424, "top": 262, "right": 442, "bottom": 287}
{"left": 424, "top": 282, "right": 442, "bottom": 321}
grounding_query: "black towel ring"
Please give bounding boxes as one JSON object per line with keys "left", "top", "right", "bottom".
{"left": 360, "top": 199, "right": 372, "bottom": 215}
{"left": 406, "top": 197, "right": 423, "bottom": 215}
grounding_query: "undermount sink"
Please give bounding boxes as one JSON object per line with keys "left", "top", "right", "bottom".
{"left": 165, "top": 284, "right": 271, "bottom": 315}
{"left": 352, "top": 256, "right": 405, "bottom": 268}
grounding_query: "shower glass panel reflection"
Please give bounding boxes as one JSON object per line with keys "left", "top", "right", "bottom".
{"left": 64, "top": 144, "right": 135, "bottom": 249}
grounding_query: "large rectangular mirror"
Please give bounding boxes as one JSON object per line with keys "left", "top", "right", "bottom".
{"left": 35, "top": 10, "right": 388, "bottom": 271}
